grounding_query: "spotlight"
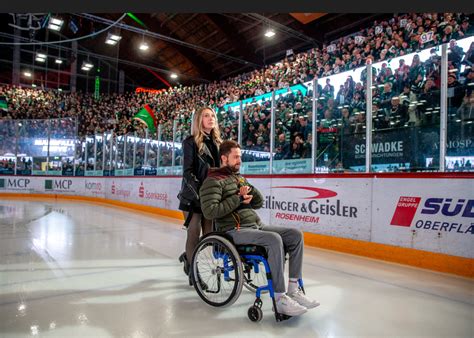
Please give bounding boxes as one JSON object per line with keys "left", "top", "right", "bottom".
{"left": 81, "top": 62, "right": 94, "bottom": 71}
{"left": 105, "top": 33, "right": 122, "bottom": 45}
{"left": 24, "top": 71, "right": 32, "bottom": 77}
{"left": 55, "top": 59, "right": 63, "bottom": 64}
{"left": 170, "top": 73, "right": 178, "bottom": 79}
{"left": 264, "top": 29, "right": 275, "bottom": 38}
{"left": 139, "top": 42, "right": 149, "bottom": 51}
{"left": 35, "top": 52, "right": 46, "bottom": 62}
{"left": 50, "top": 18, "right": 63, "bottom": 26}
{"left": 48, "top": 17, "right": 64, "bottom": 31}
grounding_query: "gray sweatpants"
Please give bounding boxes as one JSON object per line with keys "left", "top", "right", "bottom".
{"left": 226, "top": 225, "right": 304, "bottom": 293}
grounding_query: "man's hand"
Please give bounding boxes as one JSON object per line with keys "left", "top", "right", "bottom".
{"left": 241, "top": 194, "right": 253, "bottom": 204}
{"left": 239, "top": 185, "right": 252, "bottom": 196}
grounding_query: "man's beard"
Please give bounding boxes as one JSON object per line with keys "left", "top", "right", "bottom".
{"left": 227, "top": 164, "right": 240, "bottom": 173}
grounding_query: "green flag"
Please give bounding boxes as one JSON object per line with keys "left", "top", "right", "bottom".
{"left": 0, "top": 96, "right": 7, "bottom": 111}
{"left": 133, "top": 104, "right": 157, "bottom": 132}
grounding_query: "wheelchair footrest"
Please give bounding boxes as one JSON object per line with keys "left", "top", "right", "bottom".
{"left": 276, "top": 314, "right": 292, "bottom": 322}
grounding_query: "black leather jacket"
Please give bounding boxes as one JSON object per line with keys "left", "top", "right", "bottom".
{"left": 178, "top": 134, "right": 219, "bottom": 212}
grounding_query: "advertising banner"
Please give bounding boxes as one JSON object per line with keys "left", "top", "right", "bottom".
{"left": 107, "top": 179, "right": 137, "bottom": 203}
{"left": 372, "top": 178, "right": 474, "bottom": 258}
{"left": 104, "top": 177, "right": 181, "bottom": 210}
{"left": 133, "top": 178, "right": 175, "bottom": 210}
{"left": 342, "top": 128, "right": 416, "bottom": 170}
{"left": 43, "top": 177, "right": 83, "bottom": 195}
{"left": 252, "top": 177, "right": 372, "bottom": 241}
{"left": 83, "top": 178, "right": 106, "bottom": 198}
{"left": 0, "top": 176, "right": 42, "bottom": 193}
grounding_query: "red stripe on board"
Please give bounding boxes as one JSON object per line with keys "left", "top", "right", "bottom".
{"left": 245, "top": 172, "right": 474, "bottom": 179}
{"left": 1, "top": 173, "right": 473, "bottom": 179}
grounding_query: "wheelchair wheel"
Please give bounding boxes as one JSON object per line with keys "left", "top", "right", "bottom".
{"left": 243, "top": 260, "right": 268, "bottom": 294}
{"left": 248, "top": 305, "right": 263, "bottom": 322}
{"left": 191, "top": 235, "right": 244, "bottom": 307}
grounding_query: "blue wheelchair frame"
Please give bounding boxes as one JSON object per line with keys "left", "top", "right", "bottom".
{"left": 213, "top": 246, "right": 305, "bottom": 322}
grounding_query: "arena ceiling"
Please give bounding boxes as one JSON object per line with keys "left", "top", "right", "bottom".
{"left": 0, "top": 13, "right": 392, "bottom": 89}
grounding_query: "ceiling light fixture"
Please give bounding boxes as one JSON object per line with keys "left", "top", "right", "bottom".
{"left": 105, "top": 33, "right": 122, "bottom": 45}
{"left": 139, "top": 32, "right": 149, "bottom": 51}
{"left": 81, "top": 61, "right": 94, "bottom": 71}
{"left": 48, "top": 17, "right": 64, "bottom": 31}
{"left": 264, "top": 29, "right": 275, "bottom": 38}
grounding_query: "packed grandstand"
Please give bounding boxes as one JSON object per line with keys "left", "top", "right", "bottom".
{"left": 1, "top": 12, "right": 473, "bottom": 174}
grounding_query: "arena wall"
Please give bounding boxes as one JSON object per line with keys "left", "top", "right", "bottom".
{"left": 1, "top": 174, "right": 472, "bottom": 277}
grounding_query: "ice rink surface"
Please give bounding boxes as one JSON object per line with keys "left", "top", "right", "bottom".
{"left": 0, "top": 199, "right": 472, "bottom": 337}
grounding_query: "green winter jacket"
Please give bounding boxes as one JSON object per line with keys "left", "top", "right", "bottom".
{"left": 199, "top": 166, "right": 264, "bottom": 232}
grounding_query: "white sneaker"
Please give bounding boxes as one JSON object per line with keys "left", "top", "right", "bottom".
{"left": 287, "top": 289, "right": 320, "bottom": 309}
{"left": 274, "top": 294, "right": 307, "bottom": 316}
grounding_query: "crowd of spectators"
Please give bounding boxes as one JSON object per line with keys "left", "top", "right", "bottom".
{"left": 1, "top": 12, "right": 473, "bottom": 172}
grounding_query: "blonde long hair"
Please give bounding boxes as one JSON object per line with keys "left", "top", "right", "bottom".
{"left": 192, "top": 107, "right": 223, "bottom": 155}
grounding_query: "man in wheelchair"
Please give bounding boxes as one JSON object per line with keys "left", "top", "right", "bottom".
{"left": 199, "top": 140, "right": 319, "bottom": 317}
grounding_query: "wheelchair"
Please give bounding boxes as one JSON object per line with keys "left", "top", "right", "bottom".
{"left": 190, "top": 232, "right": 306, "bottom": 322}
